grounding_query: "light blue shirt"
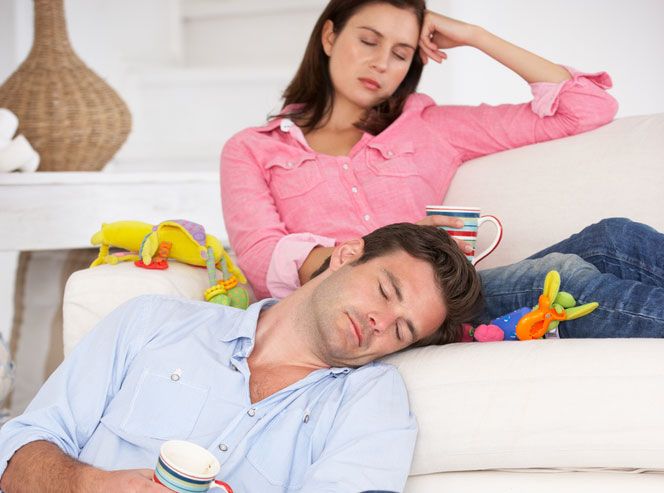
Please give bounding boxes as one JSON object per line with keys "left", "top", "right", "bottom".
{"left": 0, "top": 295, "right": 416, "bottom": 492}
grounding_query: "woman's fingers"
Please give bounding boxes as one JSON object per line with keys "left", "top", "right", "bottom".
{"left": 416, "top": 216, "right": 473, "bottom": 254}
{"left": 416, "top": 215, "right": 464, "bottom": 228}
{"left": 418, "top": 39, "right": 447, "bottom": 64}
{"left": 454, "top": 238, "right": 474, "bottom": 255}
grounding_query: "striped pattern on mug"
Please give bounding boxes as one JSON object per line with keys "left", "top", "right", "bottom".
{"left": 425, "top": 206, "right": 503, "bottom": 266}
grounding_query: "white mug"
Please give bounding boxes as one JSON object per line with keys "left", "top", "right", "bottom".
{"left": 153, "top": 440, "right": 233, "bottom": 493}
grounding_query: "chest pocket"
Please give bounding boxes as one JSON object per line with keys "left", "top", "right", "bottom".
{"left": 246, "top": 407, "right": 313, "bottom": 488}
{"left": 117, "top": 370, "right": 209, "bottom": 440}
{"left": 366, "top": 141, "right": 418, "bottom": 177}
{"left": 265, "top": 153, "right": 323, "bottom": 199}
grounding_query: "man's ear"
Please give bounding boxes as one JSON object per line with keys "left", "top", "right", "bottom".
{"left": 321, "top": 19, "right": 336, "bottom": 56}
{"left": 328, "top": 238, "right": 364, "bottom": 272}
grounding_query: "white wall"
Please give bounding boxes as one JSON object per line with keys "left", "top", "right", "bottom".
{"left": 420, "top": 0, "right": 664, "bottom": 118}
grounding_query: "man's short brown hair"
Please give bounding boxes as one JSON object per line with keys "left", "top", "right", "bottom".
{"left": 311, "top": 223, "right": 484, "bottom": 346}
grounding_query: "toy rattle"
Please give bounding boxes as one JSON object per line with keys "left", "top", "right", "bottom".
{"left": 90, "top": 219, "right": 250, "bottom": 309}
{"left": 464, "top": 270, "right": 599, "bottom": 342}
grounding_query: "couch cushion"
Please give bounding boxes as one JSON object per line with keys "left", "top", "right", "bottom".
{"left": 384, "top": 339, "right": 664, "bottom": 475}
{"left": 445, "top": 113, "right": 664, "bottom": 270}
{"left": 62, "top": 262, "right": 211, "bottom": 356}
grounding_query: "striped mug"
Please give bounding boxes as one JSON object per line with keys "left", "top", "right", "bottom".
{"left": 425, "top": 205, "right": 503, "bottom": 265}
{"left": 154, "top": 440, "right": 233, "bottom": 493}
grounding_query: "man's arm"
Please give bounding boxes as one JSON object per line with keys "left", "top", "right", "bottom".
{"left": 0, "top": 296, "right": 163, "bottom": 490}
{"left": 0, "top": 441, "right": 166, "bottom": 493}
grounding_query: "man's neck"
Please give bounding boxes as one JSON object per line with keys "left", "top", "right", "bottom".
{"left": 249, "top": 289, "right": 328, "bottom": 372}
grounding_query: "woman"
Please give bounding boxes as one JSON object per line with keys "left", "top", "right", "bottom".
{"left": 221, "top": 0, "right": 664, "bottom": 338}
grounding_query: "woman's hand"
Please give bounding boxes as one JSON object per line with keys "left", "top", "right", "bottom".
{"left": 418, "top": 11, "right": 479, "bottom": 64}
{"left": 416, "top": 215, "right": 474, "bottom": 255}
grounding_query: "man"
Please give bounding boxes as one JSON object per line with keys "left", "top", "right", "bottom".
{"left": 0, "top": 223, "right": 482, "bottom": 493}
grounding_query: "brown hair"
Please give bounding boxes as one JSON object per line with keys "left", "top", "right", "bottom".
{"left": 311, "top": 223, "right": 484, "bottom": 345}
{"left": 277, "top": 0, "right": 426, "bottom": 135}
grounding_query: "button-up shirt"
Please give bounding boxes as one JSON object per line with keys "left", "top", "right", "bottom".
{"left": 0, "top": 296, "right": 416, "bottom": 492}
{"left": 220, "top": 67, "right": 618, "bottom": 299}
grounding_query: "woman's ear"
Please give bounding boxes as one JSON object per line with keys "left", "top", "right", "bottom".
{"left": 329, "top": 239, "right": 364, "bottom": 271}
{"left": 321, "top": 19, "right": 336, "bottom": 56}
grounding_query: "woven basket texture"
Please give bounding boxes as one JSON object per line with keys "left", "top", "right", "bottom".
{"left": 0, "top": 0, "right": 131, "bottom": 171}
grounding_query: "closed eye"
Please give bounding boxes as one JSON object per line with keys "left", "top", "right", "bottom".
{"left": 361, "top": 39, "right": 377, "bottom": 47}
{"left": 379, "top": 283, "right": 388, "bottom": 299}
{"left": 393, "top": 51, "right": 407, "bottom": 61}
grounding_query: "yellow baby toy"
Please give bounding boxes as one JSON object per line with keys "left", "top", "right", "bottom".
{"left": 90, "top": 219, "right": 250, "bottom": 309}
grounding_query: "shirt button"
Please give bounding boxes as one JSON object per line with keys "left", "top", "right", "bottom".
{"left": 351, "top": 186, "right": 358, "bottom": 193}
{"left": 342, "top": 163, "right": 349, "bottom": 170}
{"left": 363, "top": 214, "right": 370, "bottom": 221}
{"left": 386, "top": 150, "right": 394, "bottom": 157}
{"left": 286, "top": 161, "right": 293, "bottom": 168}
{"left": 247, "top": 408, "right": 256, "bottom": 417}
{"left": 218, "top": 443, "right": 229, "bottom": 452}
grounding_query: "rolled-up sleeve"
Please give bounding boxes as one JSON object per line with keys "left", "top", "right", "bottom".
{"left": 266, "top": 233, "right": 336, "bottom": 299}
{"left": 299, "top": 364, "right": 417, "bottom": 492}
{"left": 0, "top": 298, "right": 149, "bottom": 479}
{"left": 422, "top": 66, "right": 619, "bottom": 164}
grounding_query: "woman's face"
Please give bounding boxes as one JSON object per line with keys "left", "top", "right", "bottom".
{"left": 322, "top": 3, "right": 420, "bottom": 113}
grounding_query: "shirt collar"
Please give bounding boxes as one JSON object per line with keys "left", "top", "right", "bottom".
{"left": 219, "top": 298, "right": 354, "bottom": 375}
{"left": 216, "top": 298, "right": 277, "bottom": 343}
{"left": 256, "top": 103, "right": 302, "bottom": 134}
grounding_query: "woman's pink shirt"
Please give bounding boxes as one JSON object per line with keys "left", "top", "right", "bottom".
{"left": 220, "top": 67, "right": 617, "bottom": 299}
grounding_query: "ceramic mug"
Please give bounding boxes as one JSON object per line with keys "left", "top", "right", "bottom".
{"left": 425, "top": 205, "right": 503, "bottom": 265}
{"left": 153, "top": 440, "right": 233, "bottom": 493}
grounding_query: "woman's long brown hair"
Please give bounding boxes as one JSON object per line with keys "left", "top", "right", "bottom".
{"left": 277, "top": 0, "right": 426, "bottom": 135}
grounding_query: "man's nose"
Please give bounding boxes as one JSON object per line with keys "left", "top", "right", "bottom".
{"left": 368, "top": 311, "right": 395, "bottom": 334}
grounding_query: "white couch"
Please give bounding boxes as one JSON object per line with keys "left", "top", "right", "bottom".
{"left": 63, "top": 113, "right": 664, "bottom": 492}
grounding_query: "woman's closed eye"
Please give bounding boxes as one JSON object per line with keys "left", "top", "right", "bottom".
{"left": 360, "top": 38, "right": 378, "bottom": 47}
{"left": 393, "top": 51, "right": 407, "bottom": 61}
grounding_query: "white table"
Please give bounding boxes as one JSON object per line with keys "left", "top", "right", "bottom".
{"left": 0, "top": 169, "right": 223, "bottom": 343}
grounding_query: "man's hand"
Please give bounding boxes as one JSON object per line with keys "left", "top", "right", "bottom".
{"left": 0, "top": 441, "right": 169, "bottom": 493}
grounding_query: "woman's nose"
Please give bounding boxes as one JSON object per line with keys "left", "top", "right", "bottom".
{"left": 370, "top": 50, "right": 389, "bottom": 72}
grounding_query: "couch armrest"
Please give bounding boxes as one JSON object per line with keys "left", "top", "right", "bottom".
{"left": 62, "top": 262, "right": 211, "bottom": 356}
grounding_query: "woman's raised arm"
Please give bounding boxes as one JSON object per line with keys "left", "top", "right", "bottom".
{"left": 418, "top": 11, "right": 570, "bottom": 84}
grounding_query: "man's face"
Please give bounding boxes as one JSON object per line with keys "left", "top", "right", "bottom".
{"left": 308, "top": 249, "right": 446, "bottom": 367}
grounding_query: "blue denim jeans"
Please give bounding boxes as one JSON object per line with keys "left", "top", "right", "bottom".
{"left": 477, "top": 218, "right": 664, "bottom": 338}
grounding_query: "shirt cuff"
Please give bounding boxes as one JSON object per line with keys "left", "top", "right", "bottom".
{"left": 530, "top": 66, "right": 613, "bottom": 117}
{"left": 266, "top": 233, "right": 336, "bottom": 299}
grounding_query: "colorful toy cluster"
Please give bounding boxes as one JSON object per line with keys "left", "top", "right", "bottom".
{"left": 463, "top": 271, "right": 599, "bottom": 342}
{"left": 90, "top": 220, "right": 249, "bottom": 309}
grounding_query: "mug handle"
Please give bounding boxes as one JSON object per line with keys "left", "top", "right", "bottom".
{"left": 212, "top": 480, "right": 234, "bottom": 493}
{"left": 473, "top": 215, "right": 503, "bottom": 266}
